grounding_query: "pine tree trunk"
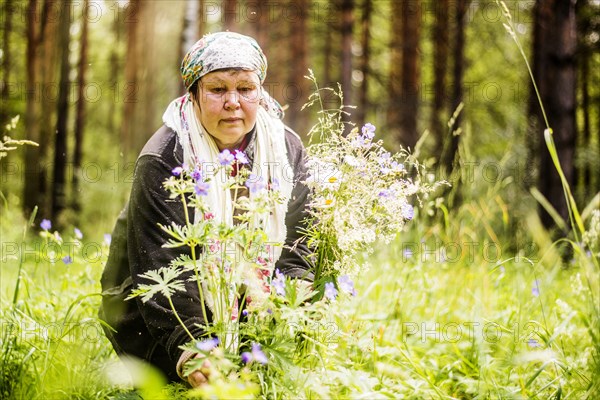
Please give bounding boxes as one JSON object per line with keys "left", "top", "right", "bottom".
{"left": 388, "top": 1, "right": 402, "bottom": 143}
{"left": 579, "top": 46, "right": 591, "bottom": 201}
{"left": 180, "top": 0, "right": 199, "bottom": 94}
{"left": 532, "top": 0, "right": 578, "bottom": 228}
{"left": 37, "top": 0, "right": 60, "bottom": 214}
{"left": 440, "top": 0, "right": 468, "bottom": 174}
{"left": 181, "top": 0, "right": 199, "bottom": 67}
{"left": 72, "top": 0, "right": 89, "bottom": 214}
{"left": 323, "top": 5, "right": 333, "bottom": 88}
{"left": 108, "top": 2, "right": 122, "bottom": 135}
{"left": 575, "top": 0, "right": 597, "bottom": 204}
{"left": 249, "top": 0, "right": 268, "bottom": 49}
{"left": 525, "top": 0, "right": 546, "bottom": 192}
{"left": 262, "top": 3, "right": 287, "bottom": 109}
{"left": 321, "top": 1, "right": 338, "bottom": 111}
{"left": 356, "top": 0, "right": 372, "bottom": 129}
{"left": 1, "top": 0, "right": 13, "bottom": 125}
{"left": 287, "top": 0, "right": 310, "bottom": 136}
{"left": 399, "top": 0, "right": 421, "bottom": 149}
{"left": 138, "top": 0, "right": 157, "bottom": 153}
{"left": 121, "top": 0, "right": 141, "bottom": 159}
{"left": 198, "top": 0, "right": 206, "bottom": 38}
{"left": 23, "top": 0, "right": 41, "bottom": 215}
{"left": 223, "top": 0, "right": 237, "bottom": 31}
{"left": 432, "top": 0, "right": 449, "bottom": 160}
{"left": 51, "top": 1, "right": 71, "bottom": 221}
{"left": 340, "top": 0, "right": 354, "bottom": 122}
{"left": 0, "top": 0, "right": 14, "bottom": 193}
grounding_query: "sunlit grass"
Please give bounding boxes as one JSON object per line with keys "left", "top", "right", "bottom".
{"left": 1, "top": 187, "right": 598, "bottom": 399}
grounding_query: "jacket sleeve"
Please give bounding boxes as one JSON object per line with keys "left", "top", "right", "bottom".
{"left": 127, "top": 154, "right": 208, "bottom": 362}
{"left": 274, "top": 131, "right": 315, "bottom": 281}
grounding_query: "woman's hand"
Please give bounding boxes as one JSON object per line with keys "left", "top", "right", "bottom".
{"left": 186, "top": 353, "right": 211, "bottom": 388}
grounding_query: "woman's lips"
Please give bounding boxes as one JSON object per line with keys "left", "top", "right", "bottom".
{"left": 222, "top": 118, "right": 242, "bottom": 123}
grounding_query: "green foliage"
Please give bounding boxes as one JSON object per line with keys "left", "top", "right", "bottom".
{"left": 0, "top": 217, "right": 124, "bottom": 399}
{"left": 1, "top": 154, "right": 598, "bottom": 398}
{"left": 1, "top": 1, "right": 598, "bottom": 398}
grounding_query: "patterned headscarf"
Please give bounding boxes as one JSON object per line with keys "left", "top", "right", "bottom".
{"left": 181, "top": 31, "right": 282, "bottom": 118}
{"left": 181, "top": 32, "right": 268, "bottom": 90}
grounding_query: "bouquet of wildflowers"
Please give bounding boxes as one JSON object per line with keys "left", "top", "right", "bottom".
{"left": 302, "top": 71, "right": 440, "bottom": 284}
{"left": 128, "top": 153, "right": 284, "bottom": 351}
{"left": 126, "top": 74, "right": 439, "bottom": 396}
{"left": 126, "top": 147, "right": 356, "bottom": 395}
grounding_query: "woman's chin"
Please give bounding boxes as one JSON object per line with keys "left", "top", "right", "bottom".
{"left": 211, "top": 131, "right": 246, "bottom": 150}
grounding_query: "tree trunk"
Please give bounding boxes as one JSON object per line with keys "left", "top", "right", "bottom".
{"left": 198, "top": 0, "right": 206, "bottom": 38}
{"left": 287, "top": 0, "right": 310, "bottom": 136}
{"left": 1, "top": 0, "right": 13, "bottom": 125}
{"left": 138, "top": 0, "right": 158, "bottom": 153}
{"left": 262, "top": 2, "right": 287, "bottom": 110}
{"left": 431, "top": 0, "right": 450, "bottom": 160}
{"left": 388, "top": 1, "right": 402, "bottom": 144}
{"left": 524, "top": 2, "right": 545, "bottom": 195}
{"left": 579, "top": 45, "right": 592, "bottom": 201}
{"left": 23, "top": 0, "right": 42, "bottom": 215}
{"left": 223, "top": 0, "right": 237, "bottom": 31}
{"left": 37, "top": 0, "right": 59, "bottom": 214}
{"left": 323, "top": 4, "right": 334, "bottom": 88}
{"left": 249, "top": 0, "right": 268, "bottom": 49}
{"left": 180, "top": 0, "right": 200, "bottom": 98}
{"left": 399, "top": 0, "right": 421, "bottom": 149}
{"left": 356, "top": 0, "right": 372, "bottom": 129}
{"left": 51, "top": 1, "right": 71, "bottom": 221}
{"left": 575, "top": 0, "right": 598, "bottom": 204}
{"left": 72, "top": 0, "right": 89, "bottom": 215}
{"left": 531, "top": 0, "right": 578, "bottom": 228}
{"left": 0, "top": 0, "right": 14, "bottom": 194}
{"left": 440, "top": 0, "right": 468, "bottom": 174}
{"left": 321, "top": 1, "right": 339, "bottom": 111}
{"left": 108, "top": 2, "right": 122, "bottom": 134}
{"left": 339, "top": 0, "right": 354, "bottom": 121}
{"left": 181, "top": 0, "right": 199, "bottom": 65}
{"left": 121, "top": 0, "right": 141, "bottom": 159}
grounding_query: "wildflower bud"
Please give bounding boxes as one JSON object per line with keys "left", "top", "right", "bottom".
{"left": 171, "top": 166, "right": 184, "bottom": 176}
{"left": 40, "top": 219, "right": 52, "bottom": 231}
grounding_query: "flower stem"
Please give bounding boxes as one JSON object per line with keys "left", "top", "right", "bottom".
{"left": 191, "top": 245, "right": 210, "bottom": 329}
{"left": 168, "top": 295, "right": 194, "bottom": 341}
{"left": 181, "top": 191, "right": 190, "bottom": 226}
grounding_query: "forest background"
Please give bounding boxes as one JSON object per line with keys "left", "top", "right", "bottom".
{"left": 1, "top": 0, "right": 600, "bottom": 398}
{"left": 1, "top": 0, "right": 598, "bottom": 233}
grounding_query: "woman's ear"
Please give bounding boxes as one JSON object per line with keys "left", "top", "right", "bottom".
{"left": 190, "top": 91, "right": 202, "bottom": 116}
{"left": 188, "top": 81, "right": 200, "bottom": 103}
{"left": 189, "top": 88, "right": 201, "bottom": 111}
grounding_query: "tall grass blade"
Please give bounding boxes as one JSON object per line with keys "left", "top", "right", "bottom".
{"left": 529, "top": 187, "right": 567, "bottom": 231}
{"left": 497, "top": 0, "right": 585, "bottom": 239}
{"left": 12, "top": 206, "right": 38, "bottom": 306}
{"left": 543, "top": 129, "right": 585, "bottom": 237}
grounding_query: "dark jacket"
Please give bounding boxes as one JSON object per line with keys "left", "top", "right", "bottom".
{"left": 99, "top": 125, "right": 313, "bottom": 379}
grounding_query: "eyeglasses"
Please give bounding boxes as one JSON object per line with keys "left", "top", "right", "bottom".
{"left": 199, "top": 83, "right": 261, "bottom": 102}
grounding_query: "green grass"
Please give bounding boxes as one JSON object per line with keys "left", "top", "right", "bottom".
{"left": 1, "top": 179, "right": 598, "bottom": 398}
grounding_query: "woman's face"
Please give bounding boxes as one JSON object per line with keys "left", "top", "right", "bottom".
{"left": 192, "top": 70, "right": 261, "bottom": 151}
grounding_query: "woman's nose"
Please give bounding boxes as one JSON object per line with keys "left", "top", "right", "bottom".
{"left": 224, "top": 91, "right": 240, "bottom": 109}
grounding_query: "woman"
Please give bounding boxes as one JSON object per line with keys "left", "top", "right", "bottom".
{"left": 99, "top": 32, "right": 313, "bottom": 387}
